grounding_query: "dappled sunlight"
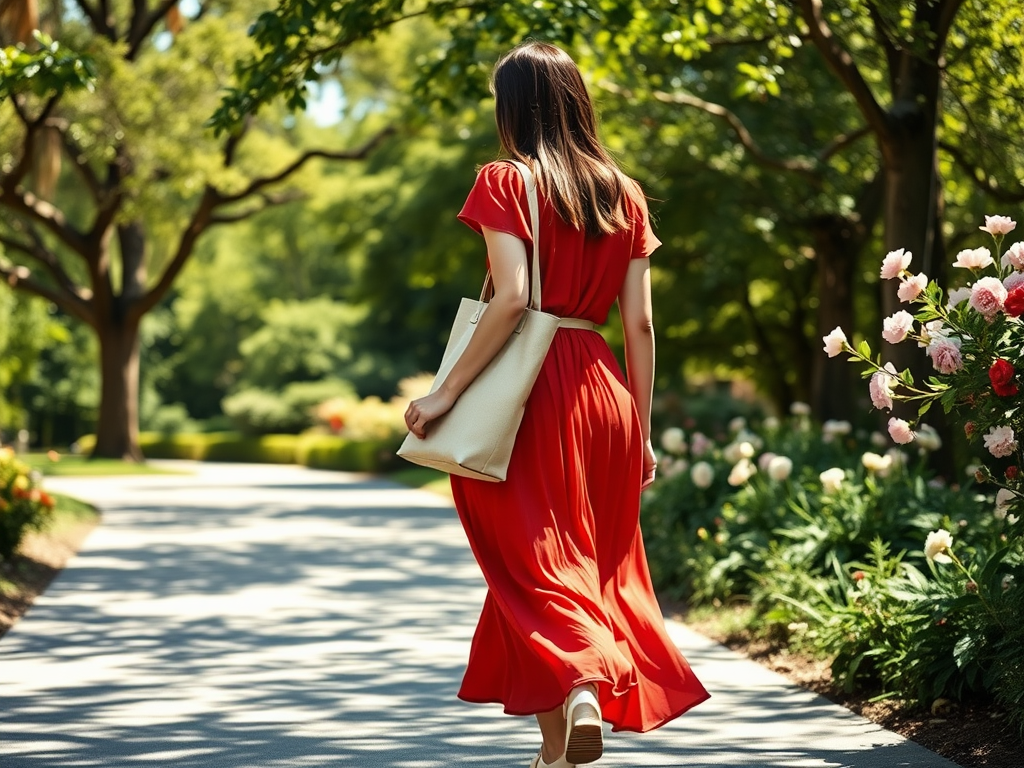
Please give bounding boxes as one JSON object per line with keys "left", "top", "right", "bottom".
{"left": 0, "top": 464, "right": 956, "bottom": 767}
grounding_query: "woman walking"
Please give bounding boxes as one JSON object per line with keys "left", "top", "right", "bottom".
{"left": 404, "top": 41, "right": 709, "bottom": 767}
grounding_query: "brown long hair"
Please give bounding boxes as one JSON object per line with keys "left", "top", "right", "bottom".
{"left": 492, "top": 41, "right": 630, "bottom": 238}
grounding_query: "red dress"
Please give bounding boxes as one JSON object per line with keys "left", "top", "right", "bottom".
{"left": 453, "top": 161, "right": 710, "bottom": 733}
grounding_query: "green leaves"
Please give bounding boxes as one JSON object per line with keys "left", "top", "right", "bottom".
{"left": 0, "top": 33, "right": 96, "bottom": 101}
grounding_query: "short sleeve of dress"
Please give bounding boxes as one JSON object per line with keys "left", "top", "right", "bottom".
{"left": 457, "top": 162, "right": 532, "bottom": 244}
{"left": 628, "top": 180, "right": 662, "bottom": 259}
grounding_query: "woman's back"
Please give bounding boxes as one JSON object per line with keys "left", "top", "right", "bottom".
{"left": 458, "top": 161, "right": 660, "bottom": 323}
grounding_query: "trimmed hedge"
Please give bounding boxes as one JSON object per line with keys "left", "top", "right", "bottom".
{"left": 74, "top": 432, "right": 400, "bottom": 473}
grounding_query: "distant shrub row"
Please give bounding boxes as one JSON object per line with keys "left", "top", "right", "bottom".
{"left": 75, "top": 432, "right": 402, "bottom": 473}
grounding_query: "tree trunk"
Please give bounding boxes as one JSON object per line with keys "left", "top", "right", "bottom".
{"left": 880, "top": 58, "right": 942, "bottom": 411}
{"left": 91, "top": 220, "right": 148, "bottom": 461}
{"left": 811, "top": 214, "right": 859, "bottom": 420}
{"left": 93, "top": 318, "right": 143, "bottom": 460}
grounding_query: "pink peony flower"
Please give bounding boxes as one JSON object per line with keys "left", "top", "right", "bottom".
{"left": 888, "top": 417, "right": 915, "bottom": 445}
{"left": 928, "top": 337, "right": 963, "bottom": 374}
{"left": 947, "top": 286, "right": 971, "bottom": 309}
{"left": 881, "top": 311, "right": 914, "bottom": 344}
{"left": 897, "top": 273, "right": 928, "bottom": 303}
{"left": 1004, "top": 271, "right": 1024, "bottom": 292}
{"left": 980, "top": 215, "right": 1017, "bottom": 236}
{"left": 880, "top": 248, "right": 912, "bottom": 280}
{"left": 953, "top": 247, "right": 994, "bottom": 270}
{"left": 1004, "top": 242, "right": 1024, "bottom": 271}
{"left": 984, "top": 425, "right": 1017, "bottom": 458}
{"left": 918, "top": 319, "right": 949, "bottom": 349}
{"left": 869, "top": 362, "right": 898, "bottom": 411}
{"left": 970, "top": 277, "right": 1008, "bottom": 319}
{"left": 822, "top": 326, "right": 847, "bottom": 358}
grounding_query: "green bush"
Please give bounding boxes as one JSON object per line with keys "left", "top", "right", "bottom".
{"left": 222, "top": 379, "right": 356, "bottom": 435}
{"left": 295, "top": 433, "right": 401, "bottom": 473}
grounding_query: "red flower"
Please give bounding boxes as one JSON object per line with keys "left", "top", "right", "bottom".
{"left": 989, "top": 359, "right": 1020, "bottom": 397}
{"left": 1006, "top": 286, "right": 1024, "bottom": 317}
{"left": 1007, "top": 466, "right": 1020, "bottom": 481}
{"left": 38, "top": 492, "right": 54, "bottom": 509}
{"left": 852, "top": 571, "right": 866, "bottom": 582}
{"left": 329, "top": 414, "right": 344, "bottom": 433}
{"left": 965, "top": 421, "right": 976, "bottom": 438}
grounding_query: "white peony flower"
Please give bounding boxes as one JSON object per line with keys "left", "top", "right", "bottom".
{"left": 819, "top": 467, "right": 846, "bottom": 495}
{"left": 897, "top": 273, "right": 928, "bottom": 303}
{"left": 870, "top": 431, "right": 889, "bottom": 449}
{"left": 946, "top": 286, "right": 971, "bottom": 309}
{"left": 729, "top": 416, "right": 747, "bottom": 433}
{"left": 822, "top": 327, "right": 848, "bottom": 358}
{"left": 767, "top": 455, "right": 793, "bottom": 482}
{"left": 823, "top": 419, "right": 852, "bottom": 437}
{"left": 924, "top": 530, "right": 954, "bottom": 563}
{"left": 996, "top": 488, "right": 1016, "bottom": 519}
{"left": 1004, "top": 242, "right": 1024, "bottom": 271}
{"left": 980, "top": 215, "right": 1016, "bottom": 236}
{"left": 660, "top": 427, "right": 686, "bottom": 455}
{"left": 862, "top": 452, "right": 893, "bottom": 477}
{"left": 915, "top": 424, "right": 942, "bottom": 452}
{"left": 953, "top": 247, "right": 994, "bottom": 270}
{"left": 984, "top": 425, "right": 1017, "bottom": 458}
{"left": 728, "top": 458, "right": 757, "bottom": 487}
{"left": 689, "top": 432, "right": 713, "bottom": 457}
{"left": 690, "top": 461, "right": 714, "bottom": 489}
{"left": 758, "top": 452, "right": 777, "bottom": 472}
{"left": 790, "top": 401, "right": 811, "bottom": 416}
{"left": 880, "top": 248, "right": 912, "bottom": 279}
{"left": 887, "top": 417, "right": 915, "bottom": 445}
{"left": 882, "top": 311, "right": 915, "bottom": 344}
{"left": 763, "top": 416, "right": 780, "bottom": 431}
{"left": 885, "top": 447, "right": 908, "bottom": 468}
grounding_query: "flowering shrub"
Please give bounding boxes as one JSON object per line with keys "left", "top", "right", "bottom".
{"left": 314, "top": 374, "right": 431, "bottom": 442}
{"left": 643, "top": 412, "right": 1021, "bottom": 724}
{"left": 0, "top": 446, "right": 56, "bottom": 561}
{"left": 816, "top": 214, "right": 1024, "bottom": 731}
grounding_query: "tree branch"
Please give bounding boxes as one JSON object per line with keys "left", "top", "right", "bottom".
{"left": 796, "top": 0, "right": 892, "bottom": 145}
{"left": 69, "top": 0, "right": 112, "bottom": 38}
{"left": 817, "top": 126, "right": 871, "bottom": 163}
{"left": 218, "top": 126, "right": 395, "bottom": 203}
{"left": 940, "top": 141, "right": 1024, "bottom": 203}
{"left": 867, "top": 3, "right": 900, "bottom": 92}
{"left": 0, "top": 224, "right": 88, "bottom": 300}
{"left": 0, "top": 261, "right": 95, "bottom": 325}
{"left": 1, "top": 188, "right": 92, "bottom": 258}
{"left": 44, "top": 117, "right": 103, "bottom": 201}
{"left": 934, "top": 0, "right": 966, "bottom": 55}
{"left": 126, "top": 0, "right": 179, "bottom": 61}
{"left": 602, "top": 81, "right": 818, "bottom": 178}
{"left": 209, "top": 191, "right": 305, "bottom": 225}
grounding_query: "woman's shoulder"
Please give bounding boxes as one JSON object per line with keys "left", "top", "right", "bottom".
{"left": 476, "top": 160, "right": 525, "bottom": 187}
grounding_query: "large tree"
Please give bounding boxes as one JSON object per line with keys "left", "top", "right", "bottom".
{"left": 217, "top": 0, "right": 1024, "bottom": 421}
{"left": 0, "top": 1, "right": 391, "bottom": 459}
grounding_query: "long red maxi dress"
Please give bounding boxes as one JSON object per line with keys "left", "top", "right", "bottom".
{"left": 451, "top": 161, "right": 710, "bottom": 733}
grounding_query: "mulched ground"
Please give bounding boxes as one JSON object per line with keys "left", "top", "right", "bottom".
{"left": 0, "top": 516, "right": 97, "bottom": 639}
{"left": 680, "top": 608, "right": 1024, "bottom": 768}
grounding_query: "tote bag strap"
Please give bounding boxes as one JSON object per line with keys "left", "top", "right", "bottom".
{"left": 475, "top": 160, "right": 542, "bottom": 313}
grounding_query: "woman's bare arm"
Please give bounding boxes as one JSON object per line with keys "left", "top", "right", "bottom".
{"left": 404, "top": 226, "right": 529, "bottom": 438}
{"left": 618, "top": 257, "right": 658, "bottom": 488}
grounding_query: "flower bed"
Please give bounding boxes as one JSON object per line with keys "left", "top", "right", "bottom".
{"left": 0, "top": 446, "right": 57, "bottom": 562}
{"left": 644, "top": 410, "right": 1023, "bottom": 738}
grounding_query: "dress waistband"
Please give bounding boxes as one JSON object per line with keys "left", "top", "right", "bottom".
{"left": 557, "top": 317, "right": 598, "bottom": 331}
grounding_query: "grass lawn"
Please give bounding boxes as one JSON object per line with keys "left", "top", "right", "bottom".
{"left": 388, "top": 467, "right": 453, "bottom": 499}
{"left": 19, "top": 453, "right": 188, "bottom": 477}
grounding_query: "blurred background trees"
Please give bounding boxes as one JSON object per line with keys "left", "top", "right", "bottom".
{"left": 2, "top": 0, "right": 1023, "bottom": 457}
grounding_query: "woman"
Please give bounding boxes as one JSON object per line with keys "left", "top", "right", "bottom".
{"left": 404, "top": 41, "right": 709, "bottom": 767}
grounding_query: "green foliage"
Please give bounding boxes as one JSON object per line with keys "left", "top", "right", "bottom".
{"left": 0, "top": 32, "right": 95, "bottom": 100}
{"left": 222, "top": 379, "right": 354, "bottom": 434}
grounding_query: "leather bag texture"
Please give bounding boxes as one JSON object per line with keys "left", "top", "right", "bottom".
{"left": 396, "top": 160, "right": 561, "bottom": 482}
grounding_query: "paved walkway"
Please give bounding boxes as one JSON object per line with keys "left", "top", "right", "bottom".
{"left": 0, "top": 463, "right": 960, "bottom": 767}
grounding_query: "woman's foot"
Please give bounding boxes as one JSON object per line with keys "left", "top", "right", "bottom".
{"left": 564, "top": 684, "right": 603, "bottom": 764}
{"left": 530, "top": 749, "right": 574, "bottom": 768}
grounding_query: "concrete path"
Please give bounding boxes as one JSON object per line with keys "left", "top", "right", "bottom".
{"left": 0, "top": 462, "right": 960, "bottom": 767}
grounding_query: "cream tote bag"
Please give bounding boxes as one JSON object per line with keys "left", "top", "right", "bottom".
{"left": 397, "top": 161, "right": 592, "bottom": 482}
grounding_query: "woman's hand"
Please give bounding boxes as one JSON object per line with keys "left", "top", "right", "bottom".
{"left": 641, "top": 438, "right": 658, "bottom": 490}
{"left": 404, "top": 389, "right": 457, "bottom": 439}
